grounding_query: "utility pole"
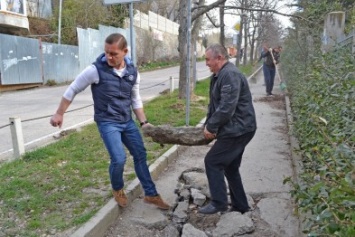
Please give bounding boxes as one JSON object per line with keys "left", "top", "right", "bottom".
{"left": 58, "top": 0, "right": 63, "bottom": 44}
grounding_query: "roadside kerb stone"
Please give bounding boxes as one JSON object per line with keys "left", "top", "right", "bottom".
{"left": 284, "top": 90, "right": 307, "bottom": 237}
{"left": 71, "top": 144, "right": 186, "bottom": 237}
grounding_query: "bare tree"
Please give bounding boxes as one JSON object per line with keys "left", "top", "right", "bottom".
{"left": 177, "top": 0, "right": 226, "bottom": 99}
{"left": 177, "top": 0, "right": 300, "bottom": 97}
{"left": 136, "top": 0, "right": 179, "bottom": 21}
{"left": 219, "top": 1, "right": 226, "bottom": 45}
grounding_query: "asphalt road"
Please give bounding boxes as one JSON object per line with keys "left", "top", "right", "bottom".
{"left": 0, "top": 61, "right": 211, "bottom": 161}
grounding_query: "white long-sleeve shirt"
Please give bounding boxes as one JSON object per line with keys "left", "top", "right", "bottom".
{"left": 63, "top": 65, "right": 143, "bottom": 109}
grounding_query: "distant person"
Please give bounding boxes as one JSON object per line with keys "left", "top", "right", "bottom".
{"left": 199, "top": 44, "right": 257, "bottom": 215}
{"left": 259, "top": 45, "right": 282, "bottom": 96}
{"left": 256, "top": 45, "right": 268, "bottom": 86}
{"left": 50, "top": 33, "right": 169, "bottom": 210}
{"left": 239, "top": 48, "right": 244, "bottom": 61}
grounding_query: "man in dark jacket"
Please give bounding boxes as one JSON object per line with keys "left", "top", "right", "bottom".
{"left": 199, "top": 43, "right": 257, "bottom": 214}
{"left": 50, "top": 33, "right": 169, "bottom": 210}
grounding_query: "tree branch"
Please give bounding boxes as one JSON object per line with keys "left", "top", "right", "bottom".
{"left": 191, "top": 0, "right": 226, "bottom": 22}
{"left": 205, "top": 12, "right": 220, "bottom": 27}
{"left": 225, "top": 6, "right": 306, "bottom": 21}
{"left": 192, "top": 3, "right": 309, "bottom": 23}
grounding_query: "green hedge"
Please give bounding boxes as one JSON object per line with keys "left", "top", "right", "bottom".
{"left": 282, "top": 44, "right": 355, "bottom": 236}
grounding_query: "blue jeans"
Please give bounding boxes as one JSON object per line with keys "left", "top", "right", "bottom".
{"left": 204, "top": 131, "right": 255, "bottom": 211}
{"left": 263, "top": 64, "right": 276, "bottom": 94}
{"left": 97, "top": 119, "right": 158, "bottom": 196}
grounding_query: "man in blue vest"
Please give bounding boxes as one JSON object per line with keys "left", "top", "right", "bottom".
{"left": 50, "top": 33, "right": 169, "bottom": 210}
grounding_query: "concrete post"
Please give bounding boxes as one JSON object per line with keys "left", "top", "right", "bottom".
{"left": 322, "top": 11, "right": 345, "bottom": 53}
{"left": 9, "top": 117, "right": 25, "bottom": 158}
{"left": 170, "top": 76, "right": 174, "bottom": 93}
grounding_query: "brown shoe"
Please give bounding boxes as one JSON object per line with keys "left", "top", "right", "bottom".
{"left": 112, "top": 189, "right": 128, "bottom": 207}
{"left": 144, "top": 195, "right": 170, "bottom": 210}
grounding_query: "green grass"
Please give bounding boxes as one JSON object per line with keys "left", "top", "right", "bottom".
{"left": 138, "top": 57, "right": 205, "bottom": 72}
{"left": 0, "top": 66, "right": 250, "bottom": 236}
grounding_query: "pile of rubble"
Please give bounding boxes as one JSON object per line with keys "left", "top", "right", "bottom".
{"left": 168, "top": 168, "right": 256, "bottom": 236}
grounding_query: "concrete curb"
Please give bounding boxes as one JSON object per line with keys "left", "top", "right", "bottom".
{"left": 284, "top": 91, "right": 306, "bottom": 237}
{"left": 71, "top": 144, "right": 188, "bottom": 237}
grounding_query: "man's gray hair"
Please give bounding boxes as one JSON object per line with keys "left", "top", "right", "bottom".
{"left": 206, "top": 44, "right": 229, "bottom": 59}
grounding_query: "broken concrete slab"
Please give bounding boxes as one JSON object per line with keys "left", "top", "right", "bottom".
{"left": 212, "top": 212, "right": 255, "bottom": 237}
{"left": 257, "top": 197, "right": 299, "bottom": 237}
{"left": 182, "top": 223, "right": 208, "bottom": 237}
{"left": 128, "top": 199, "right": 169, "bottom": 230}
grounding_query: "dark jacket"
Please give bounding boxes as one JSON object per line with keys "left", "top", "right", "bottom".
{"left": 261, "top": 50, "right": 280, "bottom": 67}
{"left": 91, "top": 54, "right": 137, "bottom": 123}
{"left": 205, "top": 62, "right": 256, "bottom": 138}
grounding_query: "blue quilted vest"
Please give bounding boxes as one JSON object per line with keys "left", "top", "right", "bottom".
{"left": 92, "top": 54, "right": 137, "bottom": 123}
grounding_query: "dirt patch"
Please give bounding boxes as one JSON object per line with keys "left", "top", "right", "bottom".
{"left": 273, "top": 125, "right": 288, "bottom": 135}
{"left": 28, "top": 17, "right": 54, "bottom": 42}
{"left": 254, "top": 94, "right": 286, "bottom": 110}
{"left": 188, "top": 211, "right": 220, "bottom": 233}
{"left": 270, "top": 111, "right": 285, "bottom": 117}
{"left": 170, "top": 103, "right": 185, "bottom": 110}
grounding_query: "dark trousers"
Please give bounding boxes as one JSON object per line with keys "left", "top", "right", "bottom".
{"left": 204, "top": 131, "right": 255, "bottom": 212}
{"left": 263, "top": 64, "right": 276, "bottom": 94}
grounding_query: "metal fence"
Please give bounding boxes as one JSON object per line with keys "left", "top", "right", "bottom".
{"left": 0, "top": 33, "right": 80, "bottom": 85}
{"left": 41, "top": 42, "right": 80, "bottom": 84}
{"left": 77, "top": 26, "right": 130, "bottom": 71}
{"left": 1, "top": 21, "right": 178, "bottom": 86}
{"left": 0, "top": 34, "right": 42, "bottom": 85}
{"left": 1, "top": 25, "right": 135, "bottom": 86}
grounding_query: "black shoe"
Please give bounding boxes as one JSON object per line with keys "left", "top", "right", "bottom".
{"left": 198, "top": 203, "right": 228, "bottom": 214}
{"left": 228, "top": 206, "right": 250, "bottom": 214}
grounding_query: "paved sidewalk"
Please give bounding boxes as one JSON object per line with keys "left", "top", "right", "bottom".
{"left": 73, "top": 68, "right": 301, "bottom": 237}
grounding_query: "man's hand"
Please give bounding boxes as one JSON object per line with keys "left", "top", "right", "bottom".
{"left": 50, "top": 113, "right": 64, "bottom": 128}
{"left": 141, "top": 122, "right": 153, "bottom": 129}
{"left": 204, "top": 126, "right": 216, "bottom": 140}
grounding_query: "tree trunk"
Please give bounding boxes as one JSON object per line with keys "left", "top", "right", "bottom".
{"left": 249, "top": 26, "right": 256, "bottom": 62}
{"left": 191, "top": 0, "right": 205, "bottom": 88}
{"left": 178, "top": 0, "right": 226, "bottom": 98}
{"left": 178, "top": 0, "right": 188, "bottom": 99}
{"left": 243, "top": 16, "right": 248, "bottom": 65}
{"left": 235, "top": 12, "right": 244, "bottom": 66}
{"left": 219, "top": 1, "right": 225, "bottom": 46}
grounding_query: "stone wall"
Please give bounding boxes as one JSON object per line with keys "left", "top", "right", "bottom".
{"left": 125, "top": 10, "right": 205, "bottom": 65}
